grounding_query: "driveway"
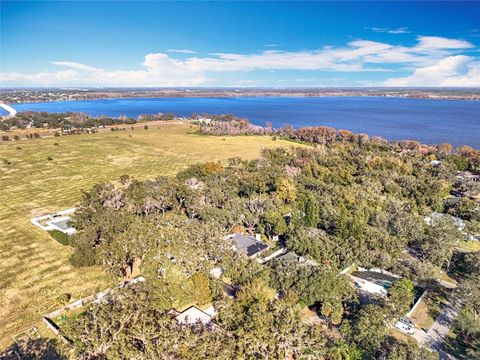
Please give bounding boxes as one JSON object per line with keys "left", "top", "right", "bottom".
{"left": 414, "top": 303, "right": 459, "bottom": 360}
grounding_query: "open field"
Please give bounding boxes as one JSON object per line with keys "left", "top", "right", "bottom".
{"left": 0, "top": 123, "right": 300, "bottom": 347}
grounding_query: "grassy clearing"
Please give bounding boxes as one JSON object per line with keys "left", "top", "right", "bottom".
{"left": 457, "top": 240, "right": 480, "bottom": 252}
{"left": 388, "top": 329, "right": 418, "bottom": 345}
{"left": 0, "top": 123, "right": 300, "bottom": 347}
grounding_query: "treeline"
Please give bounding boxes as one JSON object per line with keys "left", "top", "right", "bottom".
{"left": 0, "top": 111, "right": 180, "bottom": 131}
{"left": 200, "top": 118, "right": 480, "bottom": 171}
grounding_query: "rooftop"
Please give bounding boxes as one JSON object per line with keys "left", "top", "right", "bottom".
{"left": 351, "top": 270, "right": 399, "bottom": 287}
{"left": 228, "top": 233, "right": 268, "bottom": 257}
{"left": 174, "top": 306, "right": 213, "bottom": 326}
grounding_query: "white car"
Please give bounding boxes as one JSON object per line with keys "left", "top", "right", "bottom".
{"left": 394, "top": 320, "right": 415, "bottom": 335}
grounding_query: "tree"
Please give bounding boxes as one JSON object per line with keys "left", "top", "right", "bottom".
{"left": 262, "top": 210, "right": 288, "bottom": 238}
{"left": 326, "top": 342, "right": 362, "bottom": 360}
{"left": 275, "top": 177, "right": 297, "bottom": 203}
{"left": 191, "top": 272, "right": 212, "bottom": 305}
{"left": 388, "top": 278, "right": 415, "bottom": 316}
{"left": 417, "top": 217, "right": 462, "bottom": 270}
{"left": 352, "top": 304, "right": 388, "bottom": 354}
{"left": 379, "top": 337, "right": 438, "bottom": 360}
{"left": 303, "top": 192, "right": 320, "bottom": 227}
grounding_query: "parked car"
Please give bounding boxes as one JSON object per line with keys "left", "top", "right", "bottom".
{"left": 395, "top": 320, "right": 414, "bottom": 335}
{"left": 399, "top": 317, "right": 414, "bottom": 327}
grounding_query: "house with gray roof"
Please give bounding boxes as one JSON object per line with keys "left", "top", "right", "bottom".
{"left": 226, "top": 233, "right": 268, "bottom": 258}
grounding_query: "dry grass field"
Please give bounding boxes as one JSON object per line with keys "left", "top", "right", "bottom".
{"left": 0, "top": 123, "right": 300, "bottom": 347}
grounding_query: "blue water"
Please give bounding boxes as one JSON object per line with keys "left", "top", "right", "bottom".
{"left": 13, "top": 97, "right": 480, "bottom": 147}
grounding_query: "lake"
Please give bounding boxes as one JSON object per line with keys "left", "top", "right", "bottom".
{"left": 12, "top": 97, "right": 480, "bottom": 147}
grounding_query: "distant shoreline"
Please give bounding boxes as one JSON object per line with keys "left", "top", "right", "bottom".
{"left": 2, "top": 88, "right": 480, "bottom": 104}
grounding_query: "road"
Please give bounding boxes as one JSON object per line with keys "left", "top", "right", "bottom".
{"left": 0, "top": 102, "right": 17, "bottom": 119}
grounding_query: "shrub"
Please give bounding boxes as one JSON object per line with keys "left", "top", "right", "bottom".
{"left": 16, "top": 146, "right": 21, "bottom": 150}
{"left": 3, "top": 159, "right": 11, "bottom": 165}
{"left": 13, "top": 135, "right": 19, "bottom": 141}
{"left": 48, "top": 230, "right": 70, "bottom": 245}
{"left": 54, "top": 131, "right": 60, "bottom": 137}
{"left": 2, "top": 135, "right": 9, "bottom": 141}
{"left": 53, "top": 143, "right": 59, "bottom": 146}
{"left": 144, "top": 125, "right": 149, "bottom": 130}
{"left": 55, "top": 293, "right": 72, "bottom": 306}
{"left": 33, "top": 133, "right": 40, "bottom": 138}
{"left": 47, "top": 156, "right": 53, "bottom": 161}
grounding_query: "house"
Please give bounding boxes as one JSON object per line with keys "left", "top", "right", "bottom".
{"left": 276, "top": 251, "right": 318, "bottom": 266}
{"left": 226, "top": 233, "right": 268, "bottom": 258}
{"left": 175, "top": 306, "right": 216, "bottom": 326}
{"left": 349, "top": 269, "right": 401, "bottom": 297}
{"left": 456, "top": 171, "right": 480, "bottom": 183}
{"left": 424, "top": 212, "right": 465, "bottom": 231}
{"left": 31, "top": 207, "right": 77, "bottom": 235}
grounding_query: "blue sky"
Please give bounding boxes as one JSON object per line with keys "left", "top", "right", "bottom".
{"left": 1, "top": 1, "right": 479, "bottom": 87}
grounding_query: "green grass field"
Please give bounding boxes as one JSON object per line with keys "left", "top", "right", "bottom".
{"left": 0, "top": 124, "right": 299, "bottom": 347}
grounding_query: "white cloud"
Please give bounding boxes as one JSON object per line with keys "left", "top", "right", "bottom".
{"left": 50, "top": 61, "right": 103, "bottom": 72}
{"left": 384, "top": 55, "right": 480, "bottom": 87}
{"left": 1, "top": 36, "right": 477, "bottom": 87}
{"left": 1, "top": 54, "right": 206, "bottom": 87}
{"left": 414, "top": 36, "right": 473, "bottom": 51}
{"left": 167, "top": 49, "right": 197, "bottom": 54}
{"left": 367, "top": 27, "right": 411, "bottom": 34}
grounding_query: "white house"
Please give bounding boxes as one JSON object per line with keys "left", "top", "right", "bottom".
{"left": 349, "top": 269, "right": 401, "bottom": 297}
{"left": 31, "top": 208, "right": 77, "bottom": 235}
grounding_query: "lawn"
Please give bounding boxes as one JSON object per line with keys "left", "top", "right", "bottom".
{"left": 410, "top": 292, "right": 448, "bottom": 330}
{"left": 388, "top": 329, "right": 418, "bottom": 346}
{"left": 410, "top": 298, "right": 435, "bottom": 330}
{"left": 0, "top": 123, "right": 301, "bottom": 347}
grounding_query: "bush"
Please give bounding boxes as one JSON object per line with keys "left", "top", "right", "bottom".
{"left": 53, "top": 143, "right": 59, "bottom": 146}
{"left": 47, "top": 156, "right": 53, "bottom": 161}
{"left": 48, "top": 230, "right": 70, "bottom": 246}
{"left": 144, "top": 125, "right": 149, "bottom": 130}
{"left": 54, "top": 131, "right": 60, "bottom": 137}
{"left": 2, "top": 135, "right": 9, "bottom": 141}
{"left": 3, "top": 159, "right": 11, "bottom": 165}
{"left": 33, "top": 133, "right": 40, "bottom": 138}
{"left": 55, "top": 293, "right": 72, "bottom": 306}
{"left": 16, "top": 146, "right": 21, "bottom": 150}
{"left": 13, "top": 135, "right": 19, "bottom": 141}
